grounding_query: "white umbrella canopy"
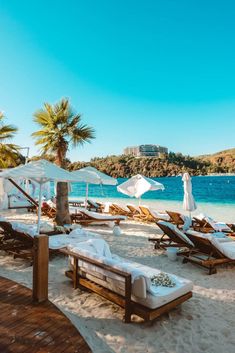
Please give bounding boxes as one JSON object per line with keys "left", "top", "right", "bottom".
{"left": 117, "top": 174, "right": 164, "bottom": 201}
{"left": 70, "top": 166, "right": 117, "bottom": 206}
{"left": 182, "top": 172, "right": 197, "bottom": 213}
{"left": 70, "top": 166, "right": 117, "bottom": 185}
{"left": 0, "top": 159, "right": 80, "bottom": 233}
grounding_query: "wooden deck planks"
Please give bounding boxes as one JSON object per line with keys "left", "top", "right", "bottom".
{"left": 0, "top": 276, "right": 91, "bottom": 353}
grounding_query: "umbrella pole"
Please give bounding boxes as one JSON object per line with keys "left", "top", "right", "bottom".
{"left": 85, "top": 183, "right": 89, "bottom": 208}
{"left": 37, "top": 183, "right": 43, "bottom": 235}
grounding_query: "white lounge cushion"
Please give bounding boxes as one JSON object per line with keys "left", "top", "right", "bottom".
{"left": 73, "top": 254, "right": 193, "bottom": 309}
{"left": 76, "top": 239, "right": 112, "bottom": 258}
{"left": 195, "top": 214, "right": 232, "bottom": 232}
{"left": 186, "top": 229, "right": 227, "bottom": 239}
{"left": 149, "top": 208, "right": 170, "bottom": 221}
{"left": 210, "top": 238, "right": 235, "bottom": 259}
{"left": 205, "top": 216, "right": 232, "bottom": 232}
{"left": 81, "top": 209, "right": 126, "bottom": 220}
{"left": 67, "top": 243, "right": 193, "bottom": 306}
{"left": 186, "top": 230, "right": 235, "bottom": 260}
{"left": 10, "top": 221, "right": 54, "bottom": 237}
{"left": 158, "top": 221, "right": 194, "bottom": 247}
{"left": 49, "top": 229, "right": 100, "bottom": 249}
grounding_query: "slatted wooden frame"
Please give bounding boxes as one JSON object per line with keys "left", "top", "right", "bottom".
{"left": 192, "top": 217, "right": 235, "bottom": 235}
{"left": 62, "top": 249, "right": 192, "bottom": 323}
{"left": 183, "top": 232, "right": 235, "bottom": 275}
{"left": 165, "top": 211, "right": 185, "bottom": 227}
{"left": 148, "top": 221, "right": 194, "bottom": 250}
{"left": 71, "top": 210, "right": 124, "bottom": 226}
{"left": 109, "top": 204, "right": 133, "bottom": 217}
{"left": 0, "top": 221, "right": 63, "bottom": 260}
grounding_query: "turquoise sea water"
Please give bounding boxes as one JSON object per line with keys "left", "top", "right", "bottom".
{"left": 68, "top": 176, "right": 235, "bottom": 205}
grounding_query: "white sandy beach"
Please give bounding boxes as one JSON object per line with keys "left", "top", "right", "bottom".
{"left": 0, "top": 207, "right": 235, "bottom": 353}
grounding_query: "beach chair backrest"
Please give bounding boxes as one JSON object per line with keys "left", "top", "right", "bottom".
{"left": 193, "top": 217, "right": 210, "bottom": 228}
{"left": 0, "top": 221, "right": 14, "bottom": 235}
{"left": 166, "top": 211, "right": 184, "bottom": 225}
{"left": 0, "top": 221, "right": 33, "bottom": 244}
{"left": 185, "top": 231, "right": 225, "bottom": 258}
{"left": 139, "top": 205, "right": 151, "bottom": 217}
{"left": 126, "top": 204, "right": 140, "bottom": 215}
{"left": 87, "top": 199, "right": 99, "bottom": 209}
{"left": 157, "top": 221, "right": 194, "bottom": 247}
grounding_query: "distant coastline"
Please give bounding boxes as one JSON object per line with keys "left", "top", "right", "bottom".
{"left": 68, "top": 148, "right": 235, "bottom": 178}
{"left": 206, "top": 173, "right": 235, "bottom": 176}
{"left": 31, "top": 147, "right": 235, "bottom": 178}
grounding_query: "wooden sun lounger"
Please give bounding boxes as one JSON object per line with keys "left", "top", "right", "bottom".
{"left": 61, "top": 249, "right": 192, "bottom": 323}
{"left": 139, "top": 206, "right": 169, "bottom": 223}
{"left": 87, "top": 199, "right": 104, "bottom": 213}
{"left": 183, "top": 231, "right": 235, "bottom": 275}
{"left": 0, "top": 220, "right": 63, "bottom": 260}
{"left": 148, "top": 221, "right": 194, "bottom": 250}
{"left": 138, "top": 206, "right": 154, "bottom": 222}
{"left": 149, "top": 222, "right": 235, "bottom": 274}
{"left": 41, "top": 202, "right": 57, "bottom": 218}
{"left": 192, "top": 217, "right": 215, "bottom": 233}
{"left": 165, "top": 211, "right": 184, "bottom": 227}
{"left": 7, "top": 178, "right": 56, "bottom": 219}
{"left": 109, "top": 204, "right": 133, "bottom": 217}
{"left": 71, "top": 209, "right": 126, "bottom": 226}
{"left": 192, "top": 217, "right": 235, "bottom": 235}
{"left": 126, "top": 204, "right": 143, "bottom": 220}
{"left": 0, "top": 221, "right": 34, "bottom": 259}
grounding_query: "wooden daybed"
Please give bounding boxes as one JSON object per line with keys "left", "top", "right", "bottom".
{"left": 71, "top": 209, "right": 126, "bottom": 226}
{"left": 62, "top": 249, "right": 193, "bottom": 323}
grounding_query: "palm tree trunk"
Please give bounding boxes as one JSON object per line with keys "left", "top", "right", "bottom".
{"left": 55, "top": 182, "right": 71, "bottom": 225}
{"left": 55, "top": 147, "right": 71, "bottom": 225}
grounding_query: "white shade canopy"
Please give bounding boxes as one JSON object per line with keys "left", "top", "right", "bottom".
{"left": 117, "top": 174, "right": 164, "bottom": 199}
{"left": 70, "top": 166, "right": 117, "bottom": 185}
{"left": 0, "top": 159, "right": 77, "bottom": 184}
{"left": 182, "top": 172, "right": 197, "bottom": 212}
{"left": 0, "top": 159, "right": 81, "bottom": 234}
{"left": 70, "top": 166, "right": 117, "bottom": 207}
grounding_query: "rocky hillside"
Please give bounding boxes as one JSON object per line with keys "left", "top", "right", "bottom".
{"left": 198, "top": 148, "right": 235, "bottom": 174}
{"left": 31, "top": 149, "right": 235, "bottom": 177}
{"left": 68, "top": 152, "right": 219, "bottom": 177}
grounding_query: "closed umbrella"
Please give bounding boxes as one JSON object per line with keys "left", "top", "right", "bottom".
{"left": 117, "top": 174, "right": 164, "bottom": 204}
{"left": 182, "top": 172, "right": 197, "bottom": 216}
{"left": 0, "top": 159, "right": 80, "bottom": 234}
{"left": 70, "top": 166, "right": 117, "bottom": 207}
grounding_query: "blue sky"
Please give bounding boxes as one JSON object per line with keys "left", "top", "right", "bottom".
{"left": 1, "top": 0, "right": 235, "bottom": 161}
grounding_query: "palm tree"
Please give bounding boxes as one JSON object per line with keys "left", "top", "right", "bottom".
{"left": 0, "top": 112, "right": 20, "bottom": 168}
{"left": 32, "top": 98, "right": 95, "bottom": 225}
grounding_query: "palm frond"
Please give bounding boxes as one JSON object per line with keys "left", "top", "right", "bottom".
{"left": 32, "top": 98, "right": 95, "bottom": 159}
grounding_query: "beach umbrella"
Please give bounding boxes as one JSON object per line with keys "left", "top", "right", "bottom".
{"left": 117, "top": 174, "right": 164, "bottom": 204}
{"left": 0, "top": 159, "right": 80, "bottom": 234}
{"left": 182, "top": 172, "right": 197, "bottom": 217}
{"left": 70, "top": 166, "right": 117, "bottom": 207}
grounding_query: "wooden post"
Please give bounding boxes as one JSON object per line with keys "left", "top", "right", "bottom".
{"left": 33, "top": 235, "right": 49, "bottom": 303}
{"left": 124, "top": 275, "right": 132, "bottom": 323}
